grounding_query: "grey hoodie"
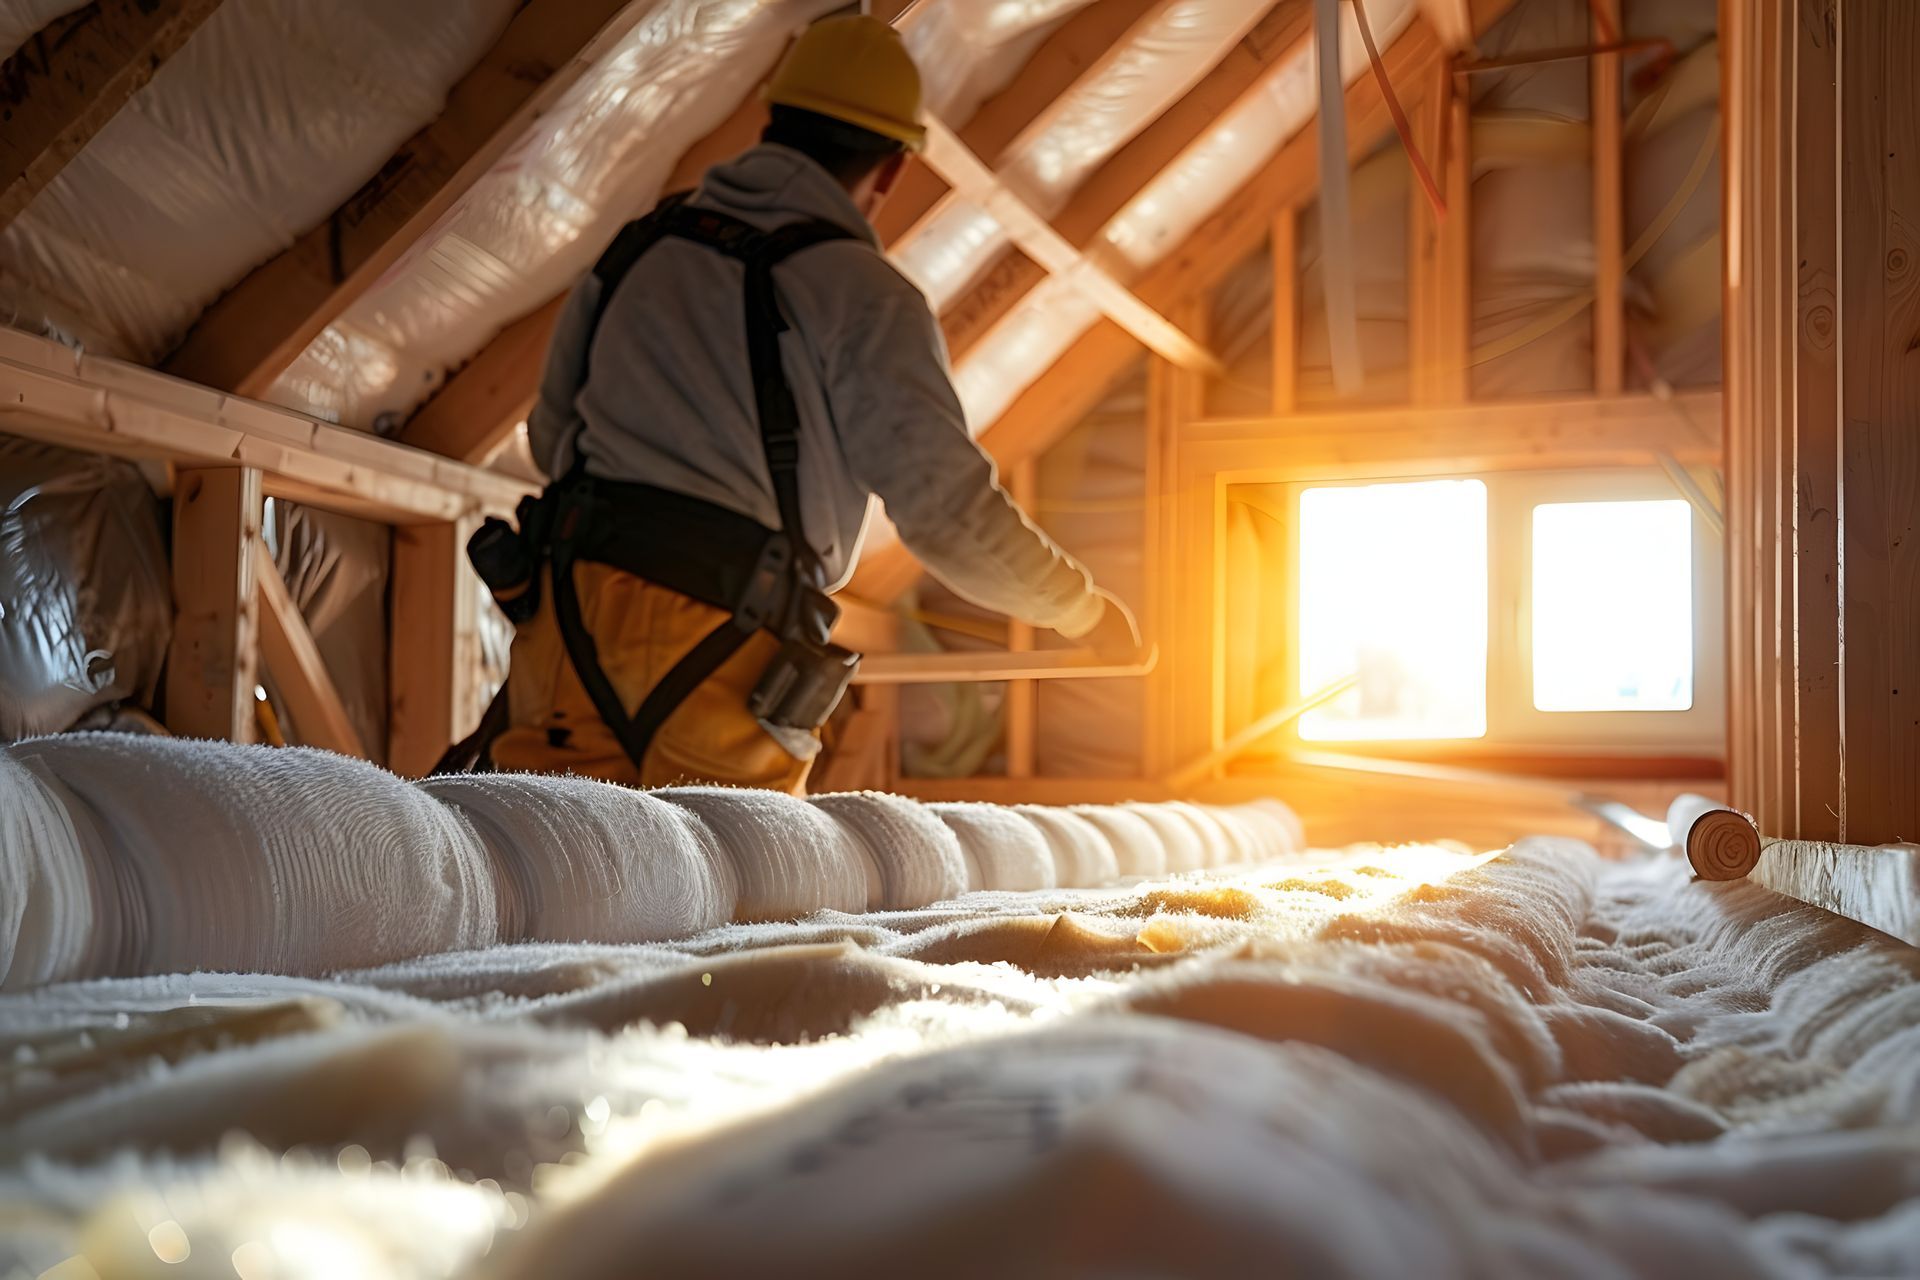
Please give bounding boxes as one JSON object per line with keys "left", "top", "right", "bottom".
{"left": 526, "top": 143, "right": 1106, "bottom": 638}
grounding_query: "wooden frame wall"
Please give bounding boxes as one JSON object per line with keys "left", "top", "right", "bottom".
{"left": 1723, "top": 0, "right": 1919, "bottom": 845}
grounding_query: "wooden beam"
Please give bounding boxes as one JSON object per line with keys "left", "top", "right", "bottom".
{"left": 1751, "top": 839, "right": 1920, "bottom": 949}
{"left": 0, "top": 329, "right": 532, "bottom": 524}
{"left": 918, "top": 117, "right": 1222, "bottom": 373}
{"left": 936, "top": 3, "right": 1313, "bottom": 360}
{"left": 1182, "top": 390, "right": 1723, "bottom": 479}
{"left": 1418, "top": 0, "right": 1474, "bottom": 50}
{"left": 395, "top": 90, "right": 776, "bottom": 465}
{"left": 254, "top": 541, "right": 368, "bottom": 758}
{"left": 1271, "top": 206, "right": 1299, "bottom": 414}
{"left": 1591, "top": 0, "right": 1625, "bottom": 393}
{"left": 1004, "top": 459, "right": 1038, "bottom": 779}
{"left": 165, "top": 467, "right": 261, "bottom": 742}
{"left": 1408, "top": 58, "right": 1472, "bottom": 403}
{"left": 1145, "top": 298, "right": 1210, "bottom": 780}
{"left": 0, "top": 0, "right": 224, "bottom": 231}
{"left": 388, "top": 519, "right": 481, "bottom": 778}
{"left": 854, "top": 648, "right": 1154, "bottom": 686}
{"left": 872, "top": 0, "right": 1166, "bottom": 247}
{"left": 852, "top": 19, "right": 1451, "bottom": 601}
{"left": 397, "top": 298, "right": 554, "bottom": 463}
{"left": 161, "top": 0, "right": 641, "bottom": 398}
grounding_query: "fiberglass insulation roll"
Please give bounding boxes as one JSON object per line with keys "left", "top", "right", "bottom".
{"left": 654, "top": 787, "right": 867, "bottom": 923}
{"left": 926, "top": 803, "right": 1057, "bottom": 893}
{"left": 3, "top": 735, "right": 496, "bottom": 981}
{"left": 0, "top": 752, "right": 96, "bottom": 990}
{"left": 1013, "top": 807, "right": 1120, "bottom": 888}
{"left": 1070, "top": 806, "right": 1168, "bottom": 879}
{"left": 809, "top": 792, "right": 970, "bottom": 911}
{"left": 420, "top": 774, "right": 733, "bottom": 943}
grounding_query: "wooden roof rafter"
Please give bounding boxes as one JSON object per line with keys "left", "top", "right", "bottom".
{"left": 0, "top": 0, "right": 227, "bottom": 232}
{"left": 394, "top": 0, "right": 1177, "bottom": 466}
{"left": 160, "top": 0, "right": 651, "bottom": 399}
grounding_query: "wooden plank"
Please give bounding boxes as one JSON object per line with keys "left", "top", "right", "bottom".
{"left": 1182, "top": 390, "right": 1723, "bottom": 478}
{"left": 918, "top": 117, "right": 1222, "bottom": 374}
{"left": 1837, "top": 0, "right": 1919, "bottom": 844}
{"left": 1751, "top": 839, "right": 1920, "bottom": 948}
{"left": 1271, "top": 206, "right": 1299, "bottom": 413}
{"left": 1004, "top": 458, "right": 1038, "bottom": 779}
{"left": 853, "top": 648, "right": 1154, "bottom": 685}
{"left": 397, "top": 297, "right": 555, "bottom": 463}
{"left": 1592, "top": 0, "right": 1625, "bottom": 393}
{"left": 1791, "top": 0, "right": 1842, "bottom": 842}
{"left": 165, "top": 467, "right": 261, "bottom": 742}
{"left": 1407, "top": 59, "right": 1472, "bottom": 404}
{"left": 0, "top": 329, "right": 533, "bottom": 523}
{"left": 1418, "top": 0, "right": 1474, "bottom": 50}
{"left": 162, "top": 0, "right": 640, "bottom": 397}
{"left": 1147, "top": 298, "right": 1210, "bottom": 779}
{"left": 388, "top": 519, "right": 482, "bottom": 778}
{"left": 254, "top": 541, "right": 369, "bottom": 758}
{"left": 0, "top": 0, "right": 224, "bottom": 230}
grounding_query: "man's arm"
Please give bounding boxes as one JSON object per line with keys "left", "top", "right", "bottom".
{"left": 825, "top": 270, "right": 1120, "bottom": 641}
{"left": 524, "top": 278, "right": 601, "bottom": 480}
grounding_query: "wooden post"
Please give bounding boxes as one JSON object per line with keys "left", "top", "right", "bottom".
{"left": 255, "top": 541, "right": 369, "bottom": 758}
{"left": 1271, "top": 206, "right": 1299, "bottom": 415}
{"left": 1725, "top": 0, "right": 1920, "bottom": 845}
{"left": 1147, "top": 300, "right": 1212, "bottom": 781}
{"left": 389, "top": 519, "right": 481, "bottom": 778}
{"left": 1005, "top": 458, "right": 1039, "bottom": 779}
{"left": 1591, "top": 0, "right": 1625, "bottom": 394}
{"left": 166, "top": 467, "right": 262, "bottom": 742}
{"left": 1410, "top": 58, "right": 1473, "bottom": 404}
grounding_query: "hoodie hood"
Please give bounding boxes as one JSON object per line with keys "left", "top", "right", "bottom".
{"left": 695, "top": 143, "right": 881, "bottom": 247}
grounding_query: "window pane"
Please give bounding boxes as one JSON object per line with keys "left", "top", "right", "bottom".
{"left": 1298, "top": 479, "right": 1487, "bottom": 740}
{"left": 1532, "top": 500, "right": 1693, "bottom": 712}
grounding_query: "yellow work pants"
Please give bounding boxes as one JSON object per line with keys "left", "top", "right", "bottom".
{"left": 491, "top": 564, "right": 813, "bottom": 793}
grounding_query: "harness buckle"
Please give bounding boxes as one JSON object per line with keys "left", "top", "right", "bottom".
{"left": 735, "top": 534, "right": 794, "bottom": 632}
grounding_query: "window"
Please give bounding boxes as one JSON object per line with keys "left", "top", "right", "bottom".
{"left": 1297, "top": 479, "right": 1488, "bottom": 741}
{"left": 1531, "top": 500, "right": 1693, "bottom": 712}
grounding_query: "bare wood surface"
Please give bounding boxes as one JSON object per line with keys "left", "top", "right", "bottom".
{"left": 162, "top": 0, "right": 640, "bottom": 397}
{"left": 1752, "top": 839, "right": 1920, "bottom": 948}
{"left": 165, "top": 467, "right": 261, "bottom": 742}
{"left": 0, "top": 328, "right": 532, "bottom": 524}
{"left": 853, "top": 648, "right": 1155, "bottom": 686}
{"left": 0, "top": 0, "right": 224, "bottom": 230}
{"left": 1591, "top": 0, "right": 1624, "bottom": 393}
{"left": 254, "top": 542, "right": 369, "bottom": 758}
{"left": 388, "top": 519, "right": 482, "bottom": 777}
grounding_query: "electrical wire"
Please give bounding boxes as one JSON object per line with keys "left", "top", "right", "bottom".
{"left": 1351, "top": 0, "right": 1447, "bottom": 219}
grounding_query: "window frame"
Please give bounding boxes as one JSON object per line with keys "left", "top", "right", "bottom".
{"left": 1276, "top": 466, "right": 1724, "bottom": 754}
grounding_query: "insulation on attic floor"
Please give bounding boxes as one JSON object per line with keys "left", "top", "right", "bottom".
{"left": 3, "top": 738, "right": 1918, "bottom": 1277}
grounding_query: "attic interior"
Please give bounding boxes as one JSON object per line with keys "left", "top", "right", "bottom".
{"left": 2, "top": 0, "right": 1918, "bottom": 1275}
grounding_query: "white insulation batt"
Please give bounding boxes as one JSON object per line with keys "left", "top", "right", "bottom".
{"left": 2, "top": 737, "right": 1918, "bottom": 1277}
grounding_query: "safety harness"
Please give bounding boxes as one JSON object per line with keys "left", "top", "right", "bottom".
{"left": 452, "top": 196, "right": 861, "bottom": 776}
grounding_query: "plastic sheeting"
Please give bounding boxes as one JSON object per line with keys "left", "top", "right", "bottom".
{"left": 267, "top": 0, "right": 1107, "bottom": 431}
{"left": 0, "top": 0, "right": 519, "bottom": 362}
{"left": 0, "top": 440, "right": 170, "bottom": 742}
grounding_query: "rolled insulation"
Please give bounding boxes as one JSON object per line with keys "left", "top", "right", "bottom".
{"left": 1665, "top": 793, "right": 1763, "bottom": 881}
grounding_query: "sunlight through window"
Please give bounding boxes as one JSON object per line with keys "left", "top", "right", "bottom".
{"left": 1532, "top": 500, "right": 1693, "bottom": 712}
{"left": 1298, "top": 479, "right": 1488, "bottom": 741}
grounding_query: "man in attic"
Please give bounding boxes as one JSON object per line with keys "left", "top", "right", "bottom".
{"left": 475, "top": 14, "right": 1140, "bottom": 793}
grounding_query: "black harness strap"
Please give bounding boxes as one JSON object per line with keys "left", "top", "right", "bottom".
{"left": 546, "top": 201, "right": 857, "bottom": 776}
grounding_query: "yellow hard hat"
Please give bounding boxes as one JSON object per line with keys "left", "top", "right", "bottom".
{"left": 764, "top": 14, "right": 926, "bottom": 152}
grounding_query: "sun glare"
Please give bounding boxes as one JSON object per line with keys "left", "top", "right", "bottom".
{"left": 1532, "top": 500, "right": 1693, "bottom": 712}
{"left": 1298, "top": 479, "right": 1488, "bottom": 741}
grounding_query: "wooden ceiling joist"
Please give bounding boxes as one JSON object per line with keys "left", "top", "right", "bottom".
{"left": 918, "top": 118, "right": 1222, "bottom": 374}
{"left": 0, "top": 328, "right": 532, "bottom": 524}
{"left": 161, "top": 0, "right": 643, "bottom": 399}
{"left": 851, "top": 19, "right": 1451, "bottom": 603}
{"left": 0, "top": 0, "right": 225, "bottom": 231}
